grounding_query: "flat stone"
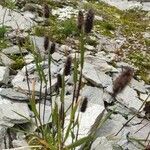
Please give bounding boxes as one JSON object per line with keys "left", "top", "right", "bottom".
{"left": 130, "top": 79, "right": 146, "bottom": 93}
{"left": 81, "top": 85, "right": 105, "bottom": 107}
{"left": 52, "top": 6, "right": 78, "bottom": 20}
{"left": 0, "top": 66, "right": 9, "bottom": 85}
{"left": 0, "top": 96, "right": 30, "bottom": 124}
{"left": 140, "top": 93, "right": 150, "bottom": 102}
{"left": 65, "top": 104, "right": 105, "bottom": 145}
{"left": 0, "top": 5, "right": 35, "bottom": 30}
{"left": 0, "top": 52, "right": 15, "bottom": 66}
{"left": 24, "top": 53, "right": 34, "bottom": 64}
{"left": 35, "top": 103, "right": 51, "bottom": 126}
{"left": 85, "top": 55, "right": 118, "bottom": 73}
{"left": 2, "top": 45, "right": 28, "bottom": 55}
{"left": 116, "top": 86, "right": 143, "bottom": 111}
{"left": 83, "top": 62, "right": 112, "bottom": 88}
{"left": 85, "top": 45, "right": 95, "bottom": 51}
{"left": 12, "top": 71, "right": 57, "bottom": 94}
{"left": 91, "top": 137, "right": 113, "bottom": 150}
{"left": 97, "top": 114, "right": 126, "bottom": 137}
{"left": 0, "top": 88, "right": 29, "bottom": 101}
{"left": 101, "top": 0, "right": 150, "bottom": 11}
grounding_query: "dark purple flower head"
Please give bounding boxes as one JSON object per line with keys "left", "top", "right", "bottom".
{"left": 77, "top": 10, "right": 84, "bottom": 31}
{"left": 84, "top": 9, "right": 94, "bottom": 33}
{"left": 64, "top": 56, "right": 72, "bottom": 76}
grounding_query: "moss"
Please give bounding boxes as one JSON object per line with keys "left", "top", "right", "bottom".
{"left": 83, "top": 1, "right": 148, "bottom": 38}
{"left": 145, "top": 39, "right": 150, "bottom": 47}
{"left": 95, "top": 20, "right": 116, "bottom": 37}
{"left": 128, "top": 51, "right": 150, "bottom": 84}
{"left": 34, "top": 17, "right": 78, "bottom": 43}
{"left": 10, "top": 55, "right": 25, "bottom": 70}
{"left": 0, "top": 26, "right": 9, "bottom": 50}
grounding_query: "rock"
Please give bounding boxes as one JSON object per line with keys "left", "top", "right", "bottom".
{"left": 97, "top": 37, "right": 126, "bottom": 53}
{"left": 85, "top": 45, "right": 95, "bottom": 51}
{"left": 0, "top": 52, "right": 15, "bottom": 66}
{"left": 0, "top": 88, "right": 29, "bottom": 101}
{"left": 100, "top": 0, "right": 150, "bottom": 11}
{"left": 59, "top": 45, "right": 72, "bottom": 54}
{"left": 52, "top": 6, "right": 78, "bottom": 20}
{"left": 12, "top": 70, "right": 57, "bottom": 94}
{"left": 82, "top": 62, "right": 112, "bottom": 88}
{"left": 96, "top": 114, "right": 126, "bottom": 137}
{"left": 2, "top": 45, "right": 28, "bottom": 55}
{"left": 0, "top": 66, "right": 9, "bottom": 85}
{"left": 0, "top": 5, "right": 35, "bottom": 30}
{"left": 52, "top": 52, "right": 64, "bottom": 62}
{"left": 12, "top": 140, "right": 30, "bottom": 150}
{"left": 140, "top": 93, "right": 150, "bottom": 101}
{"left": 116, "top": 86, "right": 143, "bottom": 112}
{"left": 24, "top": 53, "right": 34, "bottom": 64}
{"left": 81, "top": 85, "right": 105, "bottom": 107}
{"left": 34, "top": 103, "right": 51, "bottom": 126}
{"left": 91, "top": 137, "right": 113, "bottom": 150}
{"left": 130, "top": 79, "right": 146, "bottom": 93}
{"left": 65, "top": 104, "right": 105, "bottom": 145}
{"left": 85, "top": 55, "right": 118, "bottom": 73}
{"left": 0, "top": 96, "right": 30, "bottom": 124}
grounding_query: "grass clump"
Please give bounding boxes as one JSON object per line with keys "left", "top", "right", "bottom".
{"left": 128, "top": 51, "right": 150, "bottom": 84}
{"left": 10, "top": 55, "right": 25, "bottom": 70}
{"left": 34, "top": 17, "right": 77, "bottom": 43}
{"left": 0, "top": 26, "right": 9, "bottom": 50}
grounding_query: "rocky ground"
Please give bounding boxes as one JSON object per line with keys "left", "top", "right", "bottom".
{"left": 0, "top": 0, "right": 150, "bottom": 150}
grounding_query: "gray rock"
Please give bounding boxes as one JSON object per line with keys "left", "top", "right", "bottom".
{"left": 65, "top": 104, "right": 105, "bottom": 146}
{"left": 0, "top": 5, "right": 35, "bottom": 30}
{"left": 91, "top": 137, "right": 113, "bottom": 150}
{"left": 0, "top": 88, "right": 29, "bottom": 101}
{"left": 130, "top": 79, "right": 146, "bottom": 93}
{"left": 0, "top": 52, "right": 15, "bottom": 66}
{"left": 100, "top": 0, "right": 150, "bottom": 11}
{"left": 116, "top": 86, "right": 143, "bottom": 111}
{"left": 2, "top": 45, "right": 28, "bottom": 55}
{"left": 0, "top": 96, "right": 30, "bottom": 124}
{"left": 85, "top": 55, "right": 118, "bottom": 73}
{"left": 81, "top": 85, "right": 105, "bottom": 107}
{"left": 12, "top": 140, "right": 30, "bottom": 150}
{"left": 0, "top": 66, "right": 9, "bottom": 85}
{"left": 24, "top": 53, "right": 34, "bottom": 64}
{"left": 83, "top": 62, "right": 112, "bottom": 88}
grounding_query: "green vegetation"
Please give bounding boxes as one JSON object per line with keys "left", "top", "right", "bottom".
{"left": 0, "top": 26, "right": 9, "bottom": 49}
{"left": 34, "top": 17, "right": 78, "bottom": 43}
{"left": 128, "top": 51, "right": 150, "bottom": 84}
{"left": 10, "top": 55, "right": 25, "bottom": 70}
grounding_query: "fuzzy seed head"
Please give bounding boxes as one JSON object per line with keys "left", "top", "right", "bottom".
{"left": 84, "top": 9, "right": 94, "bottom": 33}
{"left": 50, "top": 42, "right": 56, "bottom": 54}
{"left": 77, "top": 10, "right": 84, "bottom": 31}
{"left": 80, "top": 97, "right": 88, "bottom": 112}
{"left": 112, "top": 67, "right": 134, "bottom": 97}
{"left": 44, "top": 4, "right": 50, "bottom": 18}
{"left": 57, "top": 74, "right": 62, "bottom": 88}
{"left": 44, "top": 36, "right": 49, "bottom": 51}
{"left": 64, "top": 56, "right": 72, "bottom": 76}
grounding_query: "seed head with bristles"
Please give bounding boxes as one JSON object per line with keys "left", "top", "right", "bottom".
{"left": 55, "top": 74, "right": 62, "bottom": 94}
{"left": 77, "top": 10, "right": 84, "bottom": 31}
{"left": 44, "top": 36, "right": 49, "bottom": 51}
{"left": 50, "top": 42, "right": 56, "bottom": 54}
{"left": 112, "top": 67, "right": 134, "bottom": 97}
{"left": 64, "top": 56, "right": 72, "bottom": 76}
{"left": 44, "top": 4, "right": 50, "bottom": 18}
{"left": 56, "top": 74, "right": 62, "bottom": 88}
{"left": 84, "top": 9, "right": 94, "bottom": 33}
{"left": 80, "top": 97, "right": 88, "bottom": 112}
